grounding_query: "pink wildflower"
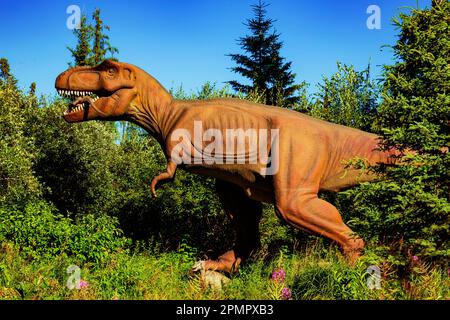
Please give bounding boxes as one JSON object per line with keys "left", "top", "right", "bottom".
{"left": 76, "top": 279, "right": 89, "bottom": 290}
{"left": 271, "top": 268, "right": 286, "bottom": 283}
{"left": 281, "top": 287, "right": 292, "bottom": 300}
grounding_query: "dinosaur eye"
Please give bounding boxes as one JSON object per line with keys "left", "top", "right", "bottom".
{"left": 107, "top": 68, "right": 116, "bottom": 76}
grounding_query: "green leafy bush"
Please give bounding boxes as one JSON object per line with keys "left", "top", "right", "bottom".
{"left": 0, "top": 201, "right": 129, "bottom": 263}
{"left": 307, "top": 62, "right": 379, "bottom": 131}
{"left": 24, "top": 100, "right": 121, "bottom": 216}
{"left": 0, "top": 79, "right": 41, "bottom": 204}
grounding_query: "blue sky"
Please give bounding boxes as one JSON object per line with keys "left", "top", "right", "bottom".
{"left": 0, "top": 0, "right": 430, "bottom": 98}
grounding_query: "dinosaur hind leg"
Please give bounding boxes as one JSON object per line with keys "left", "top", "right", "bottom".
{"left": 275, "top": 190, "right": 364, "bottom": 264}
{"left": 202, "top": 180, "right": 262, "bottom": 273}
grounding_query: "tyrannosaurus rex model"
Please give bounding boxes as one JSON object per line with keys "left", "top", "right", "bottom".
{"left": 55, "top": 60, "right": 398, "bottom": 273}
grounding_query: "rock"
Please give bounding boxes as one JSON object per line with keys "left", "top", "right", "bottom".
{"left": 191, "top": 260, "right": 231, "bottom": 291}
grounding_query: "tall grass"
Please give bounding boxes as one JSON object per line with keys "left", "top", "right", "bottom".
{"left": 1, "top": 240, "right": 448, "bottom": 300}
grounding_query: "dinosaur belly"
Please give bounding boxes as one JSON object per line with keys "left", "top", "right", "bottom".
{"left": 184, "top": 164, "right": 274, "bottom": 203}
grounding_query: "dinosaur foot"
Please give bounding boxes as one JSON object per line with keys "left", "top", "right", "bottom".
{"left": 342, "top": 238, "right": 365, "bottom": 266}
{"left": 191, "top": 250, "right": 241, "bottom": 274}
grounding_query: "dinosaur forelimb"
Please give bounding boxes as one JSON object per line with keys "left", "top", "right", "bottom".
{"left": 150, "top": 161, "right": 177, "bottom": 198}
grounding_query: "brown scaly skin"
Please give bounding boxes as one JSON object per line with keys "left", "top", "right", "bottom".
{"left": 55, "top": 60, "right": 399, "bottom": 272}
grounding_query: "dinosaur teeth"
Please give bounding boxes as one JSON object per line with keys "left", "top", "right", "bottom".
{"left": 58, "top": 88, "right": 99, "bottom": 109}
{"left": 60, "top": 90, "right": 97, "bottom": 97}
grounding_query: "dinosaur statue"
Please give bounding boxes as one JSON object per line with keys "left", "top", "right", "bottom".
{"left": 55, "top": 60, "right": 398, "bottom": 273}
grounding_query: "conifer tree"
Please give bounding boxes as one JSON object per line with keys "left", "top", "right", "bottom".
{"left": 90, "top": 8, "right": 118, "bottom": 65}
{"left": 228, "top": 1, "right": 303, "bottom": 107}
{"left": 67, "top": 9, "right": 118, "bottom": 67}
{"left": 0, "top": 58, "right": 11, "bottom": 80}
{"left": 67, "top": 14, "right": 92, "bottom": 67}
{"left": 0, "top": 58, "right": 17, "bottom": 87}
{"left": 29, "top": 82, "right": 36, "bottom": 96}
{"left": 339, "top": 1, "right": 450, "bottom": 266}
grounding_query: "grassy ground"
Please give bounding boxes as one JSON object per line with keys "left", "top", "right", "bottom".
{"left": 0, "top": 241, "right": 448, "bottom": 300}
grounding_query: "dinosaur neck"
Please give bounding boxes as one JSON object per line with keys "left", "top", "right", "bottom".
{"left": 127, "top": 73, "right": 174, "bottom": 142}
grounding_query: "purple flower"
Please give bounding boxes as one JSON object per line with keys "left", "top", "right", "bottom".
{"left": 281, "top": 287, "right": 292, "bottom": 300}
{"left": 412, "top": 255, "right": 419, "bottom": 262}
{"left": 76, "top": 279, "right": 89, "bottom": 289}
{"left": 271, "top": 268, "right": 286, "bottom": 283}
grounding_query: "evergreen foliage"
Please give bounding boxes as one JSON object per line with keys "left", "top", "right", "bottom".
{"left": 338, "top": 2, "right": 450, "bottom": 266}
{"left": 67, "top": 14, "right": 93, "bottom": 67}
{"left": 67, "top": 9, "right": 118, "bottom": 67}
{"left": 228, "top": 1, "right": 304, "bottom": 107}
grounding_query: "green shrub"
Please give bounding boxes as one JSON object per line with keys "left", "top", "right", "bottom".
{"left": 0, "top": 79, "right": 41, "bottom": 205}
{"left": 25, "top": 100, "right": 121, "bottom": 216}
{"left": 308, "top": 62, "right": 379, "bottom": 132}
{"left": 0, "top": 201, "right": 130, "bottom": 263}
{"left": 335, "top": 3, "right": 450, "bottom": 268}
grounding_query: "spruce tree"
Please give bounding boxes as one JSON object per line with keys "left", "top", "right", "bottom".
{"left": 0, "top": 58, "right": 17, "bottom": 87}
{"left": 67, "top": 14, "right": 92, "bottom": 67}
{"left": 29, "top": 82, "right": 36, "bottom": 96}
{"left": 0, "top": 58, "right": 11, "bottom": 80}
{"left": 338, "top": 1, "right": 450, "bottom": 267}
{"left": 91, "top": 8, "right": 118, "bottom": 66}
{"left": 67, "top": 9, "right": 118, "bottom": 67}
{"left": 228, "top": 1, "right": 303, "bottom": 107}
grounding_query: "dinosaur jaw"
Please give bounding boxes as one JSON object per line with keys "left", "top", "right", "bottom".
{"left": 57, "top": 88, "right": 127, "bottom": 123}
{"left": 57, "top": 89, "right": 97, "bottom": 122}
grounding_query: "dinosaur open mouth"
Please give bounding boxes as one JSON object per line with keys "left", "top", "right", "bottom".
{"left": 57, "top": 89, "right": 101, "bottom": 115}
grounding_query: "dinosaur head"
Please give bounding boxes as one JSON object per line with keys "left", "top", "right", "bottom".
{"left": 55, "top": 60, "right": 138, "bottom": 123}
